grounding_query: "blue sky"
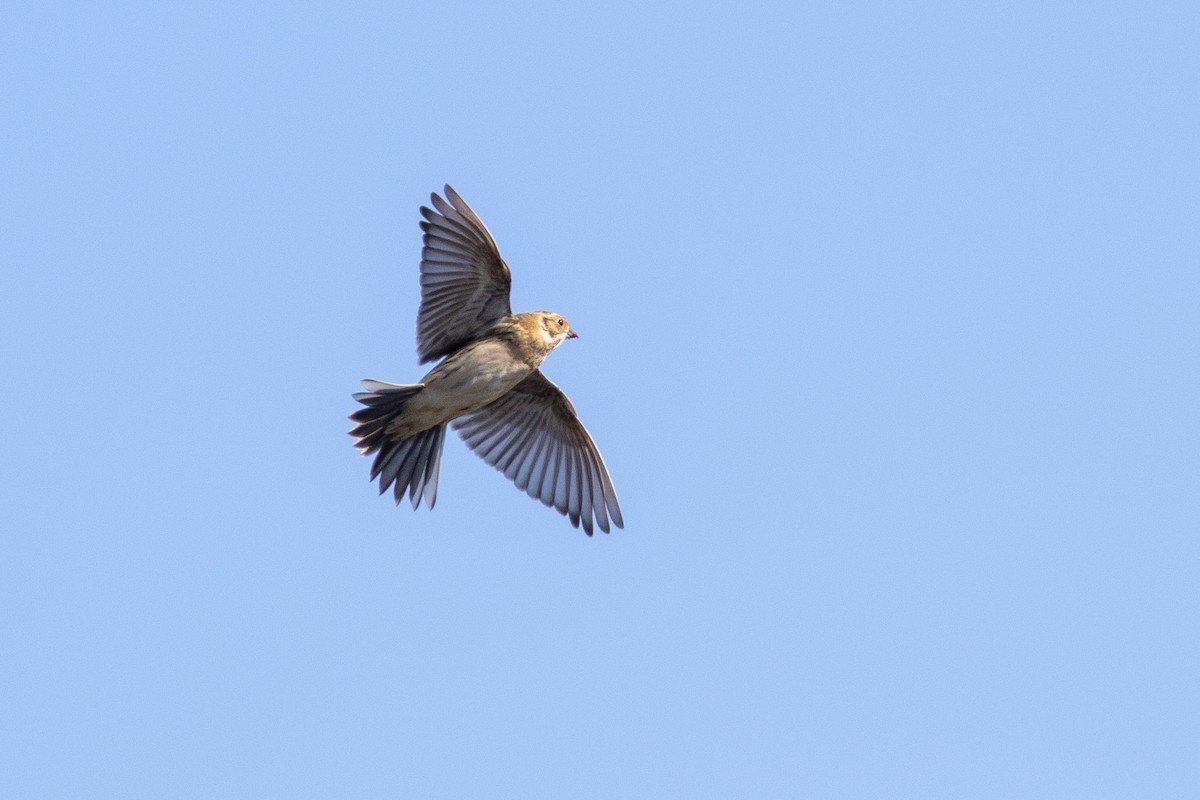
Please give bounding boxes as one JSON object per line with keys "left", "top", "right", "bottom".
{"left": 3, "top": 1, "right": 1198, "bottom": 797}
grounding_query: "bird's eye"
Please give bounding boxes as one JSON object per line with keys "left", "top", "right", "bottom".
{"left": 557, "top": 319, "right": 564, "bottom": 327}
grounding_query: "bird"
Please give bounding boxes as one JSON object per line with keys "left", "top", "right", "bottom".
{"left": 349, "top": 185, "right": 624, "bottom": 536}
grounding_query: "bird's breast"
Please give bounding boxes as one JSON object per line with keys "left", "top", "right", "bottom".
{"left": 415, "top": 338, "right": 535, "bottom": 420}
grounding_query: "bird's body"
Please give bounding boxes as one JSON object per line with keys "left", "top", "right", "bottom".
{"left": 375, "top": 314, "right": 564, "bottom": 438}
{"left": 350, "top": 186, "right": 623, "bottom": 535}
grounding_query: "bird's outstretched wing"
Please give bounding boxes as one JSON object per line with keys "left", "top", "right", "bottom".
{"left": 416, "top": 185, "right": 513, "bottom": 363}
{"left": 453, "top": 371, "right": 624, "bottom": 536}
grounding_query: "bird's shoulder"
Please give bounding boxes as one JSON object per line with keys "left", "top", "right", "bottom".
{"left": 440, "top": 317, "right": 544, "bottom": 371}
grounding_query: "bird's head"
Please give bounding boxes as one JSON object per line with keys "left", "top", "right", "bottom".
{"left": 535, "top": 311, "right": 578, "bottom": 350}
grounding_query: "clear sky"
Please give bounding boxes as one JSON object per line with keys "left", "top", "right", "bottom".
{"left": 3, "top": 1, "right": 1198, "bottom": 797}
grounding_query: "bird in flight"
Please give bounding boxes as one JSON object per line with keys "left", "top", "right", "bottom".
{"left": 350, "top": 185, "right": 624, "bottom": 535}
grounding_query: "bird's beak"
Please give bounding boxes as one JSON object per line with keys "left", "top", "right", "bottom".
{"left": 567, "top": 329, "right": 579, "bottom": 339}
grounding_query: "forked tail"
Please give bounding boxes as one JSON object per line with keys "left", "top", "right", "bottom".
{"left": 349, "top": 380, "right": 446, "bottom": 509}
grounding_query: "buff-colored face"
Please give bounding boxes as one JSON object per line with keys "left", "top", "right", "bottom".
{"left": 537, "top": 312, "right": 578, "bottom": 348}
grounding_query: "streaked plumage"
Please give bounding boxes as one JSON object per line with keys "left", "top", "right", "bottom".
{"left": 350, "top": 185, "right": 623, "bottom": 535}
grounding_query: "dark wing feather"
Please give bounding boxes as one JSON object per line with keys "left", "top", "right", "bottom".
{"left": 453, "top": 371, "right": 623, "bottom": 536}
{"left": 416, "top": 185, "right": 512, "bottom": 363}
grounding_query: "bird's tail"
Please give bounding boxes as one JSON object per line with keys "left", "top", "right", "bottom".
{"left": 350, "top": 379, "right": 447, "bottom": 509}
